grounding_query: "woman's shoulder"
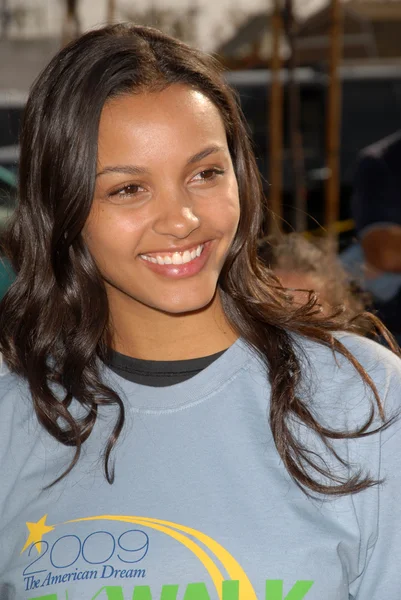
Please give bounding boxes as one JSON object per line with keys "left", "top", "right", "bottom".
{"left": 0, "top": 357, "right": 33, "bottom": 420}
{"left": 0, "top": 354, "right": 26, "bottom": 386}
{"left": 293, "top": 333, "right": 401, "bottom": 428}
{"left": 295, "top": 331, "right": 401, "bottom": 381}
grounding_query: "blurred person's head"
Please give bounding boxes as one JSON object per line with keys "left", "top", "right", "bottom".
{"left": 258, "top": 233, "right": 370, "bottom": 325}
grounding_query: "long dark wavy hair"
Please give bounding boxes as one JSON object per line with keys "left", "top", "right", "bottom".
{"left": 0, "top": 23, "right": 397, "bottom": 495}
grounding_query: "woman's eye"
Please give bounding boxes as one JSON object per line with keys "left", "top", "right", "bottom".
{"left": 192, "top": 168, "right": 225, "bottom": 183}
{"left": 109, "top": 184, "right": 144, "bottom": 198}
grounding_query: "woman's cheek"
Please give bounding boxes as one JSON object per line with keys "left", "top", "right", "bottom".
{"left": 214, "top": 193, "right": 240, "bottom": 230}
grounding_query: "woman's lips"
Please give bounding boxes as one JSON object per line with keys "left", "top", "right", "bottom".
{"left": 138, "top": 241, "right": 212, "bottom": 279}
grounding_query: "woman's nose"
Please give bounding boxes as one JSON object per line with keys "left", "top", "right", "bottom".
{"left": 152, "top": 194, "right": 201, "bottom": 239}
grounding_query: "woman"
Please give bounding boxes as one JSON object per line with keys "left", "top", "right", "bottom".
{"left": 0, "top": 24, "right": 400, "bottom": 600}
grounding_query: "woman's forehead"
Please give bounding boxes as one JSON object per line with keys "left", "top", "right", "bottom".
{"left": 97, "top": 85, "right": 228, "bottom": 165}
{"left": 100, "top": 85, "right": 224, "bottom": 133}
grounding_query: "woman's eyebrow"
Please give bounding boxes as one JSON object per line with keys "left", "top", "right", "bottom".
{"left": 96, "top": 165, "right": 150, "bottom": 178}
{"left": 186, "top": 144, "right": 226, "bottom": 165}
{"left": 96, "top": 145, "right": 226, "bottom": 178}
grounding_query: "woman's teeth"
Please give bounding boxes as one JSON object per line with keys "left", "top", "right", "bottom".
{"left": 141, "top": 244, "right": 204, "bottom": 265}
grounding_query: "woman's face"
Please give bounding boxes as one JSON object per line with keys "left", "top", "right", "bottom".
{"left": 84, "top": 84, "right": 240, "bottom": 316}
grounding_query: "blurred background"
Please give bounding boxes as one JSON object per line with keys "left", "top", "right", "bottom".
{"left": 1, "top": 0, "right": 401, "bottom": 336}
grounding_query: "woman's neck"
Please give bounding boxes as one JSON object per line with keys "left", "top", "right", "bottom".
{"left": 108, "top": 291, "right": 238, "bottom": 361}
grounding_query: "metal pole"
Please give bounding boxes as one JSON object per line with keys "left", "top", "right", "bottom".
{"left": 325, "top": 0, "right": 343, "bottom": 245}
{"left": 62, "top": 0, "right": 81, "bottom": 45}
{"left": 0, "top": 0, "right": 9, "bottom": 39}
{"left": 284, "top": 0, "right": 307, "bottom": 232}
{"left": 107, "top": 0, "right": 117, "bottom": 24}
{"left": 269, "top": 0, "right": 284, "bottom": 235}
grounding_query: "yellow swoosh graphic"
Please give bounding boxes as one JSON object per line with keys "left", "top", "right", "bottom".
{"left": 65, "top": 515, "right": 257, "bottom": 599}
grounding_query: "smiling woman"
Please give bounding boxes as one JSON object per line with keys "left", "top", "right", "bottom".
{"left": 0, "top": 23, "right": 401, "bottom": 600}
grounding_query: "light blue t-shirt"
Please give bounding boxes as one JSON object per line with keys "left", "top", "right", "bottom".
{"left": 1, "top": 334, "right": 401, "bottom": 599}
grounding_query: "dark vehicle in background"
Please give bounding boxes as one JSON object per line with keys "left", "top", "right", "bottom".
{"left": 0, "top": 93, "right": 22, "bottom": 298}
{"left": 225, "top": 64, "right": 401, "bottom": 241}
{"left": 0, "top": 91, "right": 22, "bottom": 205}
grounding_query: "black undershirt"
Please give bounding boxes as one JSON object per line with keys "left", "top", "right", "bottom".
{"left": 107, "top": 348, "right": 227, "bottom": 387}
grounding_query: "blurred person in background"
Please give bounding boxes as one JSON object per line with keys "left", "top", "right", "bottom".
{"left": 342, "top": 131, "right": 401, "bottom": 343}
{"left": 258, "top": 233, "right": 373, "bottom": 336}
{"left": 1, "top": 23, "right": 401, "bottom": 600}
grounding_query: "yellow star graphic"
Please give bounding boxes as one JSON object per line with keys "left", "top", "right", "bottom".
{"left": 20, "top": 514, "right": 55, "bottom": 555}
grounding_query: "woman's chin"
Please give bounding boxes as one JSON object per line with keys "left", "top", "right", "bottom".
{"left": 153, "top": 290, "right": 218, "bottom": 316}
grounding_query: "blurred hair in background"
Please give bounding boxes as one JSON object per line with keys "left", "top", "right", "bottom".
{"left": 258, "top": 232, "right": 374, "bottom": 336}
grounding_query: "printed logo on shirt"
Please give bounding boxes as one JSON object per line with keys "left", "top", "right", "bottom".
{"left": 19, "top": 514, "right": 314, "bottom": 600}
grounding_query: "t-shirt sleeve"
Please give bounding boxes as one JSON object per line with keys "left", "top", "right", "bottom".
{"left": 352, "top": 153, "right": 401, "bottom": 235}
{"left": 303, "top": 333, "right": 401, "bottom": 598}
{"left": 350, "top": 421, "right": 401, "bottom": 598}
{"left": 345, "top": 341, "right": 401, "bottom": 598}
